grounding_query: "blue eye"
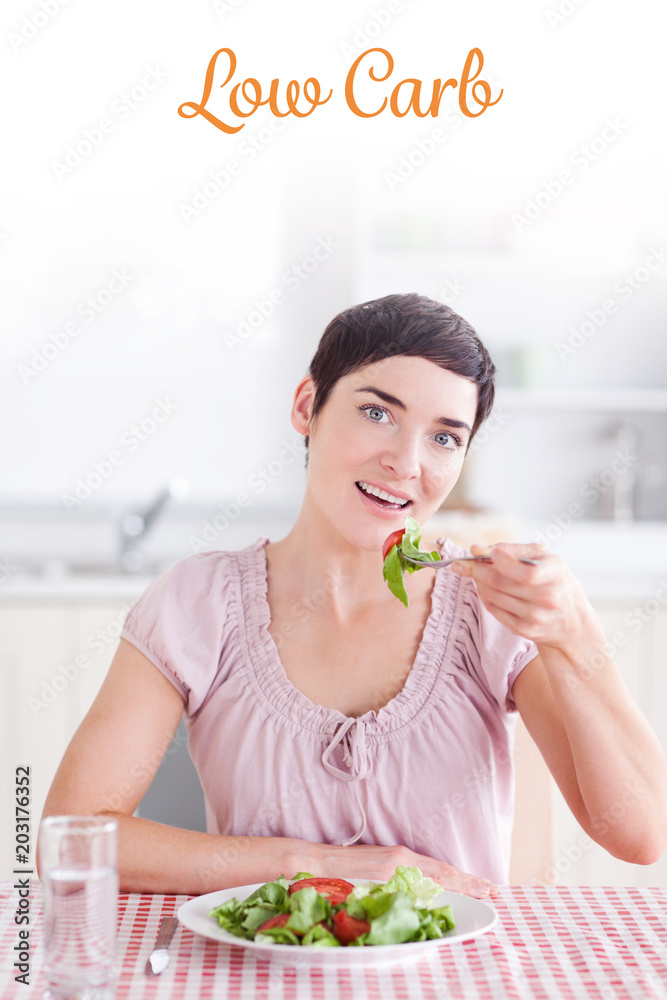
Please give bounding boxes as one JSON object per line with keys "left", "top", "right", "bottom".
{"left": 434, "top": 432, "right": 461, "bottom": 449}
{"left": 359, "top": 404, "right": 389, "bottom": 422}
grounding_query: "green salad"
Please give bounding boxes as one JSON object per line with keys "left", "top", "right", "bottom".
{"left": 382, "top": 516, "right": 442, "bottom": 607}
{"left": 209, "top": 866, "right": 455, "bottom": 947}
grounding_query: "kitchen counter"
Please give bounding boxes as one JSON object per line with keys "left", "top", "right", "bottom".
{"left": 0, "top": 570, "right": 155, "bottom": 602}
{"left": 2, "top": 519, "right": 666, "bottom": 601}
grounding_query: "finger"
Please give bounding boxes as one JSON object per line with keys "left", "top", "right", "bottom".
{"left": 453, "top": 544, "right": 553, "bottom": 587}
{"left": 476, "top": 598, "right": 530, "bottom": 637}
{"left": 469, "top": 541, "right": 549, "bottom": 563}
{"left": 469, "top": 544, "right": 493, "bottom": 557}
{"left": 486, "top": 543, "right": 552, "bottom": 579}
{"left": 451, "top": 543, "right": 492, "bottom": 578}
{"left": 478, "top": 584, "right": 557, "bottom": 622}
{"left": 485, "top": 583, "right": 553, "bottom": 613}
{"left": 433, "top": 864, "right": 499, "bottom": 899}
{"left": 475, "top": 541, "right": 548, "bottom": 561}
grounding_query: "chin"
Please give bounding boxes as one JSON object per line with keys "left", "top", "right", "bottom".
{"left": 360, "top": 519, "right": 407, "bottom": 554}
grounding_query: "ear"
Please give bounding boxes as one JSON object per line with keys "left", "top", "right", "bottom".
{"left": 290, "top": 375, "right": 316, "bottom": 436}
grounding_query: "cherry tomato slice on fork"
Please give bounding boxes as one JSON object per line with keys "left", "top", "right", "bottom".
{"left": 382, "top": 529, "right": 405, "bottom": 561}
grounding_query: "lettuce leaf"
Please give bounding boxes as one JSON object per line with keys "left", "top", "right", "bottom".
{"left": 416, "top": 904, "right": 455, "bottom": 939}
{"left": 382, "top": 865, "right": 443, "bottom": 904}
{"left": 209, "top": 875, "right": 290, "bottom": 939}
{"left": 301, "top": 923, "right": 340, "bottom": 947}
{"left": 382, "top": 516, "right": 441, "bottom": 607}
{"left": 241, "top": 903, "right": 282, "bottom": 934}
{"left": 208, "top": 897, "right": 252, "bottom": 939}
{"left": 364, "top": 892, "right": 421, "bottom": 945}
{"left": 243, "top": 876, "right": 290, "bottom": 908}
{"left": 286, "top": 885, "right": 331, "bottom": 935}
{"left": 255, "top": 926, "right": 301, "bottom": 945}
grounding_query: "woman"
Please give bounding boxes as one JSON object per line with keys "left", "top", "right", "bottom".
{"left": 42, "top": 293, "right": 667, "bottom": 896}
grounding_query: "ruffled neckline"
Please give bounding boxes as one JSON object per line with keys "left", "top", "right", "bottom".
{"left": 237, "top": 536, "right": 466, "bottom": 740}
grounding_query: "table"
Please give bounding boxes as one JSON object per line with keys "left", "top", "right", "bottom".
{"left": 1, "top": 882, "right": 666, "bottom": 999}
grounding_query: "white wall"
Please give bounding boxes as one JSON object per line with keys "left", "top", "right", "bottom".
{"left": 1, "top": 0, "right": 665, "bottom": 524}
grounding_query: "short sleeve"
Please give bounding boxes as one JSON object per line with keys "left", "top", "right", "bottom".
{"left": 475, "top": 585, "right": 538, "bottom": 712}
{"left": 435, "top": 537, "right": 538, "bottom": 713}
{"left": 120, "top": 551, "right": 236, "bottom": 716}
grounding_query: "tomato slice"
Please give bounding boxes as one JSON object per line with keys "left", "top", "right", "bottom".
{"left": 257, "top": 912, "right": 292, "bottom": 932}
{"left": 332, "top": 909, "right": 371, "bottom": 945}
{"left": 382, "top": 529, "right": 405, "bottom": 561}
{"left": 288, "top": 877, "right": 355, "bottom": 905}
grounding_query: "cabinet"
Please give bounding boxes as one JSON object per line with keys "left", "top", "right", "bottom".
{"left": 0, "top": 597, "right": 133, "bottom": 880}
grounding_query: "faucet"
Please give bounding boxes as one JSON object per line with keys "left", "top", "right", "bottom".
{"left": 119, "top": 477, "right": 189, "bottom": 572}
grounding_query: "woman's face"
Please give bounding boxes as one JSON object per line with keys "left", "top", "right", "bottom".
{"left": 296, "top": 355, "right": 479, "bottom": 552}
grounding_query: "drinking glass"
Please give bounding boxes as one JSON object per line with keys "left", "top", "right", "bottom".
{"left": 39, "top": 816, "right": 119, "bottom": 1000}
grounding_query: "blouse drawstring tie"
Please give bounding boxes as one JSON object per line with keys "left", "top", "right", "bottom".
{"left": 321, "top": 717, "right": 371, "bottom": 847}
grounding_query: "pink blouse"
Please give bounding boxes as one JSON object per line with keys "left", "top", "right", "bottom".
{"left": 120, "top": 537, "right": 537, "bottom": 883}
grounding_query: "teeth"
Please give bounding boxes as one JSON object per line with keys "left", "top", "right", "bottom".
{"left": 358, "top": 482, "right": 409, "bottom": 506}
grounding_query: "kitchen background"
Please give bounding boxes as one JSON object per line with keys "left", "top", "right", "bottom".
{"left": 1, "top": 0, "right": 665, "bottom": 886}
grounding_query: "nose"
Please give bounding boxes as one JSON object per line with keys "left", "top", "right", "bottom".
{"left": 380, "top": 431, "right": 421, "bottom": 482}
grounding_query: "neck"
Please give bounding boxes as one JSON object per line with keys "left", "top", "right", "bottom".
{"left": 265, "top": 495, "right": 433, "bottom": 618}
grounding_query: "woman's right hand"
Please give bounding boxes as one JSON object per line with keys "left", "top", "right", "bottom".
{"left": 294, "top": 841, "right": 499, "bottom": 899}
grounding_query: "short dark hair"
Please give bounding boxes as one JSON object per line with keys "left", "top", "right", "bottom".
{"left": 304, "top": 293, "right": 495, "bottom": 455}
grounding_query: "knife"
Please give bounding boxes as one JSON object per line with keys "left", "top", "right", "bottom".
{"left": 145, "top": 916, "right": 179, "bottom": 976}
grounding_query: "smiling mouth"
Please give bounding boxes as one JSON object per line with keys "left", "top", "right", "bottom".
{"left": 355, "top": 481, "right": 412, "bottom": 510}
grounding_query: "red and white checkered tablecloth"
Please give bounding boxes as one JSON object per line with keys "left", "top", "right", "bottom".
{"left": 2, "top": 882, "right": 666, "bottom": 999}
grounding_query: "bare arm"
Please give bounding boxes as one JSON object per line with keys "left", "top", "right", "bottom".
{"left": 41, "top": 640, "right": 304, "bottom": 893}
{"left": 454, "top": 543, "right": 667, "bottom": 864}
{"left": 513, "top": 646, "right": 667, "bottom": 864}
{"left": 42, "top": 639, "right": 498, "bottom": 896}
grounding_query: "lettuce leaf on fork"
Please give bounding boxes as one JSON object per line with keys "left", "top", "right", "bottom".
{"left": 382, "top": 516, "right": 441, "bottom": 607}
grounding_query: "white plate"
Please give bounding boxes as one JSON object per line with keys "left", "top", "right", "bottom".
{"left": 177, "top": 880, "right": 498, "bottom": 966}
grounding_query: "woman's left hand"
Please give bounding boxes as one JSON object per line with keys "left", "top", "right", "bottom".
{"left": 450, "top": 542, "right": 596, "bottom": 652}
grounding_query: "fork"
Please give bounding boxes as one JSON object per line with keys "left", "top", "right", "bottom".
{"left": 402, "top": 555, "right": 540, "bottom": 570}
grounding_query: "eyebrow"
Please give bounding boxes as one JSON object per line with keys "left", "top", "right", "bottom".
{"left": 354, "top": 386, "right": 472, "bottom": 434}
